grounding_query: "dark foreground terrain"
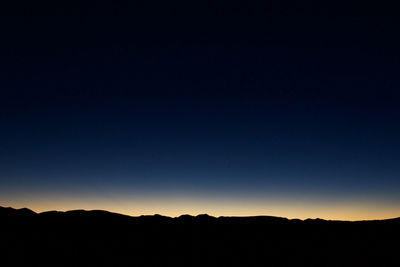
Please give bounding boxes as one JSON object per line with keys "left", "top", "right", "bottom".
{"left": 1, "top": 206, "right": 399, "bottom": 267}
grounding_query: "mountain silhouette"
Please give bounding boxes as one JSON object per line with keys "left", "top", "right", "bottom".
{"left": 1, "top": 206, "right": 399, "bottom": 267}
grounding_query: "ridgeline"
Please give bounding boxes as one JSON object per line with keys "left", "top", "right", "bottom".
{"left": 1, "top": 206, "right": 399, "bottom": 267}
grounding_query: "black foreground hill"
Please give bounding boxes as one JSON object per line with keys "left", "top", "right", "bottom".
{"left": 1, "top": 206, "right": 399, "bottom": 267}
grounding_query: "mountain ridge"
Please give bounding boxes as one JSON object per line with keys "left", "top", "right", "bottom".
{"left": 1, "top": 205, "right": 399, "bottom": 266}
{"left": 2, "top": 205, "right": 399, "bottom": 222}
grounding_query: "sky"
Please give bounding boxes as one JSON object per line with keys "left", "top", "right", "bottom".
{"left": 1, "top": 1, "right": 400, "bottom": 220}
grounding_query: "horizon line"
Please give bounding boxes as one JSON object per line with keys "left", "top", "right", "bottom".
{"left": 2, "top": 205, "right": 399, "bottom": 223}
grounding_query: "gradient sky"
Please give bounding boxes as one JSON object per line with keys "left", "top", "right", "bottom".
{"left": 1, "top": 1, "right": 400, "bottom": 220}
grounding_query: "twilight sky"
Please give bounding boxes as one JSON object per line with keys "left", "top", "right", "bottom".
{"left": 1, "top": 1, "right": 400, "bottom": 220}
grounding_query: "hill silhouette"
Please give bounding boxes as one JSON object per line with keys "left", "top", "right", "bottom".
{"left": 1, "top": 206, "right": 399, "bottom": 267}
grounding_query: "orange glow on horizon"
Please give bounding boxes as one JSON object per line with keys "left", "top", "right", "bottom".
{"left": 2, "top": 194, "right": 399, "bottom": 221}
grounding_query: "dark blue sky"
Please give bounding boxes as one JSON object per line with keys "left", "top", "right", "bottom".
{"left": 1, "top": 1, "right": 399, "bottom": 219}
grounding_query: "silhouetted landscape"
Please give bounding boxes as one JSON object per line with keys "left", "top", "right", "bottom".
{"left": 1, "top": 206, "right": 399, "bottom": 267}
{"left": 2, "top": 1, "right": 400, "bottom": 266}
